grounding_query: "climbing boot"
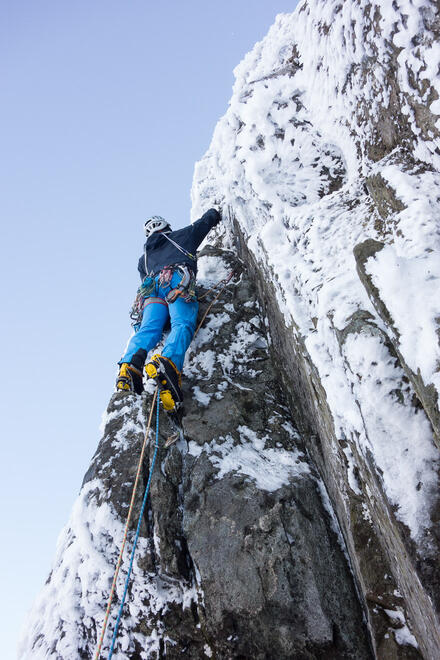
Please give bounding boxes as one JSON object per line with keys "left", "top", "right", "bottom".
{"left": 145, "top": 354, "right": 183, "bottom": 411}
{"left": 116, "top": 362, "right": 144, "bottom": 395}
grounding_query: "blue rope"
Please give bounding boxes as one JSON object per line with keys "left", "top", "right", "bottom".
{"left": 107, "top": 391, "right": 160, "bottom": 659}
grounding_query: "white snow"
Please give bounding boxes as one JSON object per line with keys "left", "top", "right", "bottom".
{"left": 19, "top": 417, "right": 197, "bottom": 659}
{"left": 192, "top": 385, "right": 212, "bottom": 406}
{"left": 394, "top": 624, "right": 419, "bottom": 649}
{"left": 193, "top": 425, "right": 310, "bottom": 492}
{"left": 197, "top": 254, "right": 230, "bottom": 287}
{"left": 343, "top": 331, "right": 439, "bottom": 538}
{"left": 204, "top": 643, "right": 213, "bottom": 657}
{"left": 384, "top": 609, "right": 419, "bottom": 648}
{"left": 365, "top": 165, "right": 440, "bottom": 393}
{"left": 191, "top": 0, "right": 440, "bottom": 543}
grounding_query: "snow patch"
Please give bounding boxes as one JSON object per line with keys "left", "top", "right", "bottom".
{"left": 197, "top": 255, "right": 230, "bottom": 287}
{"left": 200, "top": 425, "right": 310, "bottom": 492}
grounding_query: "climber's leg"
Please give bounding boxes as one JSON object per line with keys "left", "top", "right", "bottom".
{"left": 144, "top": 272, "right": 198, "bottom": 409}
{"left": 117, "top": 298, "right": 169, "bottom": 393}
{"left": 161, "top": 295, "right": 198, "bottom": 372}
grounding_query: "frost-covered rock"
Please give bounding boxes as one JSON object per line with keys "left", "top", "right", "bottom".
{"left": 192, "top": 1, "right": 440, "bottom": 659}
{"left": 19, "top": 247, "right": 372, "bottom": 659}
{"left": 20, "top": 1, "right": 440, "bottom": 658}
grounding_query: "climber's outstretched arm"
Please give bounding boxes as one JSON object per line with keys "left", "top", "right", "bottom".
{"left": 191, "top": 208, "right": 222, "bottom": 248}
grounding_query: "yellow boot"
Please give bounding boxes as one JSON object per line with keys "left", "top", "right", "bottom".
{"left": 116, "top": 363, "right": 143, "bottom": 394}
{"left": 145, "top": 354, "right": 183, "bottom": 411}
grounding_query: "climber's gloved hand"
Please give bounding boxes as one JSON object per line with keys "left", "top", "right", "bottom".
{"left": 210, "top": 203, "right": 223, "bottom": 225}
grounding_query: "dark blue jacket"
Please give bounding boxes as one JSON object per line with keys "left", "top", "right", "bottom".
{"left": 138, "top": 208, "right": 221, "bottom": 281}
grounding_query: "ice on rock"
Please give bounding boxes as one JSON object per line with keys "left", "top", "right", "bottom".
{"left": 192, "top": 0, "right": 440, "bottom": 545}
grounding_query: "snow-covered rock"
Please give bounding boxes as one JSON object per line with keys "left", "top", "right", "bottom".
{"left": 20, "top": 2, "right": 440, "bottom": 658}
{"left": 18, "top": 247, "right": 372, "bottom": 659}
{"left": 192, "top": 1, "right": 440, "bottom": 658}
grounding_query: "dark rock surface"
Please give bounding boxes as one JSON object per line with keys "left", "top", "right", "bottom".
{"left": 178, "top": 248, "right": 372, "bottom": 659}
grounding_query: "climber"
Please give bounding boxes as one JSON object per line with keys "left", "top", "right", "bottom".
{"left": 116, "top": 208, "right": 222, "bottom": 411}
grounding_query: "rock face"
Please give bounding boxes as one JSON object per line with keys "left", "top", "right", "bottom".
{"left": 20, "top": 2, "right": 440, "bottom": 659}
{"left": 190, "top": 2, "right": 440, "bottom": 659}
{"left": 19, "top": 247, "right": 373, "bottom": 659}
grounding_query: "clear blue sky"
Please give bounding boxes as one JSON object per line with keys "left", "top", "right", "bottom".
{"left": 0, "top": 1, "right": 298, "bottom": 655}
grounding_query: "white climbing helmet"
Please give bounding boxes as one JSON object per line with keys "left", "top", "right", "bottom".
{"left": 144, "top": 215, "right": 171, "bottom": 238}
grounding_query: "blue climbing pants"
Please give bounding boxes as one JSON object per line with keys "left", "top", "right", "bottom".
{"left": 120, "top": 270, "right": 198, "bottom": 373}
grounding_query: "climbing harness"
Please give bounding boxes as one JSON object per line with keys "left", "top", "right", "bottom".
{"left": 94, "top": 388, "right": 160, "bottom": 660}
{"left": 164, "top": 264, "right": 196, "bottom": 303}
{"left": 130, "top": 264, "right": 197, "bottom": 330}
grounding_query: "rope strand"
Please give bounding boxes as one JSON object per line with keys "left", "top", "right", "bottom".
{"left": 197, "top": 271, "right": 234, "bottom": 301}
{"left": 194, "top": 271, "right": 234, "bottom": 337}
{"left": 94, "top": 387, "right": 158, "bottom": 660}
{"left": 107, "top": 391, "right": 161, "bottom": 659}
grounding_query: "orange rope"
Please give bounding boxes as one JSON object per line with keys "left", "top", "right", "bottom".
{"left": 197, "top": 272, "right": 233, "bottom": 301}
{"left": 94, "top": 387, "right": 158, "bottom": 660}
